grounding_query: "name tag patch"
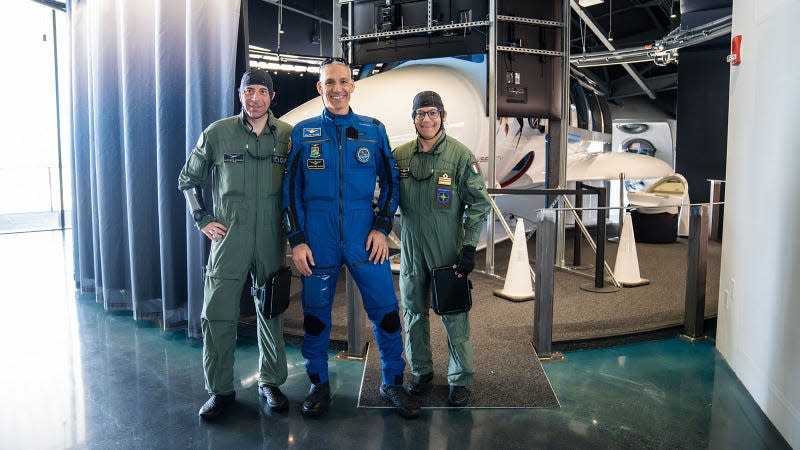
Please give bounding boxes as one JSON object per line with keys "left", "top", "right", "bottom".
{"left": 399, "top": 168, "right": 410, "bottom": 178}
{"left": 272, "top": 155, "right": 288, "bottom": 165}
{"left": 302, "top": 128, "right": 322, "bottom": 138}
{"left": 224, "top": 153, "right": 244, "bottom": 163}
{"left": 307, "top": 159, "right": 326, "bottom": 170}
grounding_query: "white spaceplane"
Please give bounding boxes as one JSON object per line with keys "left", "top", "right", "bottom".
{"left": 279, "top": 57, "right": 675, "bottom": 244}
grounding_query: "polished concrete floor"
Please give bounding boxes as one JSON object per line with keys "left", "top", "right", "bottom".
{"left": 0, "top": 230, "right": 790, "bottom": 449}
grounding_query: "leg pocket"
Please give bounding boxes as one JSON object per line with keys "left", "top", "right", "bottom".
{"left": 301, "top": 268, "right": 336, "bottom": 310}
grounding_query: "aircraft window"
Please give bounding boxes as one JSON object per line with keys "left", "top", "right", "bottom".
{"left": 618, "top": 123, "right": 649, "bottom": 134}
{"left": 623, "top": 138, "right": 656, "bottom": 157}
{"left": 499, "top": 151, "right": 535, "bottom": 188}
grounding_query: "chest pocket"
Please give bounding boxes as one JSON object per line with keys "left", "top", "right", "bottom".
{"left": 397, "top": 162, "right": 415, "bottom": 213}
{"left": 348, "top": 140, "right": 378, "bottom": 171}
{"left": 268, "top": 140, "right": 289, "bottom": 194}
{"left": 216, "top": 152, "right": 246, "bottom": 197}
{"left": 301, "top": 139, "right": 336, "bottom": 203}
{"left": 432, "top": 169, "right": 458, "bottom": 214}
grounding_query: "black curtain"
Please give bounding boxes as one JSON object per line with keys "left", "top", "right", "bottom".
{"left": 69, "top": 0, "right": 242, "bottom": 337}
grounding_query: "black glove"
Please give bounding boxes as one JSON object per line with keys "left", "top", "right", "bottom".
{"left": 454, "top": 245, "right": 476, "bottom": 277}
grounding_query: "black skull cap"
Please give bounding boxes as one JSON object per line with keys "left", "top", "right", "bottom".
{"left": 412, "top": 90, "right": 444, "bottom": 117}
{"left": 240, "top": 68, "right": 274, "bottom": 93}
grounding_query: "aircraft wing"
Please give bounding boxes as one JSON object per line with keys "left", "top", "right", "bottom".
{"left": 564, "top": 151, "right": 674, "bottom": 182}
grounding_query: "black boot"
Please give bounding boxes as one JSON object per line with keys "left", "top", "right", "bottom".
{"left": 301, "top": 381, "right": 331, "bottom": 417}
{"left": 380, "top": 384, "right": 421, "bottom": 419}
{"left": 447, "top": 385, "right": 469, "bottom": 407}
{"left": 406, "top": 371, "right": 434, "bottom": 396}
{"left": 198, "top": 392, "right": 236, "bottom": 420}
{"left": 258, "top": 384, "right": 288, "bottom": 411}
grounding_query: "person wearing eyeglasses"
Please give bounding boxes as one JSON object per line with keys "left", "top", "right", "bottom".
{"left": 393, "top": 91, "right": 491, "bottom": 407}
{"left": 178, "top": 69, "right": 292, "bottom": 420}
{"left": 282, "top": 58, "right": 420, "bottom": 419}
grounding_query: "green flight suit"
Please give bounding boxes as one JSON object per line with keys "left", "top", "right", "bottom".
{"left": 393, "top": 133, "right": 491, "bottom": 386}
{"left": 178, "top": 110, "right": 291, "bottom": 395}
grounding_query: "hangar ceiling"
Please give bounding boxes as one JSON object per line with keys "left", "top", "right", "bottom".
{"left": 36, "top": 0, "right": 730, "bottom": 118}
{"left": 248, "top": 0, "right": 734, "bottom": 117}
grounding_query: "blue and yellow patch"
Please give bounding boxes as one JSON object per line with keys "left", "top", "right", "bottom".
{"left": 435, "top": 188, "right": 451, "bottom": 208}
{"left": 302, "top": 127, "right": 322, "bottom": 138}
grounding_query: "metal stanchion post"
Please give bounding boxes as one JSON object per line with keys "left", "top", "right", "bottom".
{"left": 534, "top": 209, "right": 563, "bottom": 361}
{"left": 708, "top": 180, "right": 724, "bottom": 241}
{"left": 682, "top": 204, "right": 709, "bottom": 340}
{"left": 580, "top": 186, "right": 619, "bottom": 293}
{"left": 336, "top": 268, "right": 367, "bottom": 360}
{"left": 572, "top": 183, "right": 583, "bottom": 267}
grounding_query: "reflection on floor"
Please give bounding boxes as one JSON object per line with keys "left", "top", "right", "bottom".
{"left": 0, "top": 231, "right": 790, "bottom": 449}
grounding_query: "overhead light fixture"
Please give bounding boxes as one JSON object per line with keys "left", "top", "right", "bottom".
{"left": 607, "top": 0, "right": 614, "bottom": 42}
{"left": 578, "top": 0, "right": 604, "bottom": 6}
{"left": 669, "top": 0, "right": 677, "bottom": 19}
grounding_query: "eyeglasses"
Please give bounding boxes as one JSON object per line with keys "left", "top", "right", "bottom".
{"left": 414, "top": 109, "right": 441, "bottom": 120}
{"left": 319, "top": 57, "right": 349, "bottom": 69}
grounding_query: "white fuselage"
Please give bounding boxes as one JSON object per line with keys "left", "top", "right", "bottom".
{"left": 281, "top": 57, "right": 675, "bottom": 245}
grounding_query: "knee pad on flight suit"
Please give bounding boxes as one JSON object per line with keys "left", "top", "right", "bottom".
{"left": 304, "top": 314, "right": 326, "bottom": 336}
{"left": 378, "top": 310, "right": 401, "bottom": 334}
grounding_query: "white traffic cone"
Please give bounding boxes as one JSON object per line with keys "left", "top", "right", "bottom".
{"left": 494, "top": 218, "right": 536, "bottom": 302}
{"left": 614, "top": 212, "right": 649, "bottom": 287}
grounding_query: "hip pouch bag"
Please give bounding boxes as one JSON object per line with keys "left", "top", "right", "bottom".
{"left": 252, "top": 266, "right": 292, "bottom": 319}
{"left": 430, "top": 266, "right": 472, "bottom": 315}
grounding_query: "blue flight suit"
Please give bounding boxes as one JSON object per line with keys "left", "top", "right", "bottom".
{"left": 282, "top": 108, "right": 404, "bottom": 386}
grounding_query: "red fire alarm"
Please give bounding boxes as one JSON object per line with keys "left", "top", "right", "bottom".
{"left": 727, "top": 35, "right": 742, "bottom": 66}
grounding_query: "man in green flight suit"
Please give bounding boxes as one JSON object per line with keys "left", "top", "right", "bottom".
{"left": 393, "top": 91, "right": 491, "bottom": 406}
{"left": 178, "top": 69, "right": 292, "bottom": 420}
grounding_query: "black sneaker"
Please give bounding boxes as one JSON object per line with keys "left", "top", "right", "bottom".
{"left": 380, "top": 384, "right": 421, "bottom": 419}
{"left": 406, "top": 371, "right": 434, "bottom": 396}
{"left": 258, "top": 384, "right": 288, "bottom": 411}
{"left": 447, "top": 385, "right": 469, "bottom": 407}
{"left": 301, "top": 381, "right": 330, "bottom": 417}
{"left": 198, "top": 392, "right": 236, "bottom": 420}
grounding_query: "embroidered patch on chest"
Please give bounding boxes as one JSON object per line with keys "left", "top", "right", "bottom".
{"left": 272, "top": 155, "right": 287, "bottom": 165}
{"left": 224, "top": 153, "right": 244, "bottom": 163}
{"left": 399, "top": 168, "right": 410, "bottom": 178}
{"left": 435, "top": 187, "right": 452, "bottom": 207}
{"left": 307, "top": 158, "right": 325, "bottom": 170}
{"left": 355, "top": 146, "right": 371, "bottom": 163}
{"left": 437, "top": 173, "right": 452, "bottom": 186}
{"left": 302, "top": 128, "right": 321, "bottom": 138}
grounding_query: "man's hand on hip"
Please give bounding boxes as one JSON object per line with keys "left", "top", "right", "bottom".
{"left": 201, "top": 221, "right": 227, "bottom": 242}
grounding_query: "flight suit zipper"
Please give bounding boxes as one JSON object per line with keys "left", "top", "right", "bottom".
{"left": 336, "top": 124, "right": 344, "bottom": 246}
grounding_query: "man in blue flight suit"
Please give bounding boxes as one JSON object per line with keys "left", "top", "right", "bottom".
{"left": 282, "top": 58, "right": 420, "bottom": 419}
